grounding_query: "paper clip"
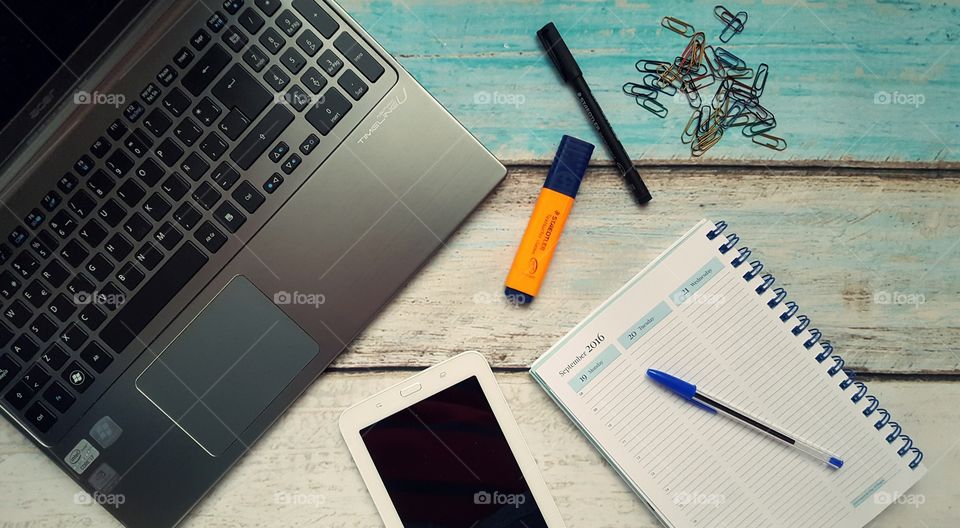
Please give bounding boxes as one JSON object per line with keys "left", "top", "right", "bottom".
{"left": 637, "top": 59, "right": 671, "bottom": 74}
{"left": 635, "top": 95, "right": 668, "bottom": 118}
{"left": 623, "top": 82, "right": 660, "bottom": 100}
{"left": 715, "top": 47, "right": 747, "bottom": 69}
{"left": 642, "top": 73, "right": 678, "bottom": 96}
{"left": 716, "top": 7, "right": 748, "bottom": 43}
{"left": 662, "top": 16, "right": 696, "bottom": 37}
{"left": 752, "top": 132, "right": 787, "bottom": 151}
{"left": 681, "top": 108, "right": 703, "bottom": 144}
{"left": 752, "top": 63, "right": 769, "bottom": 97}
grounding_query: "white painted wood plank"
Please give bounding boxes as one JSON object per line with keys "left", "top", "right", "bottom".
{"left": 0, "top": 372, "right": 952, "bottom": 527}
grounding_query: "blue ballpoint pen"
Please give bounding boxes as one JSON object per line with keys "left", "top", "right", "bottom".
{"left": 647, "top": 369, "right": 844, "bottom": 469}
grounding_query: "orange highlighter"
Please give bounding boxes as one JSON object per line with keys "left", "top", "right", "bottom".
{"left": 505, "top": 135, "right": 594, "bottom": 304}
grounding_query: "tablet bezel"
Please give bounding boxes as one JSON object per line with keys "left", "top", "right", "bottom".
{"left": 339, "top": 351, "right": 565, "bottom": 527}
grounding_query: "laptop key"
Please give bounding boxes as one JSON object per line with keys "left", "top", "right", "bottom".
{"left": 195, "top": 221, "right": 227, "bottom": 253}
{"left": 125, "top": 128, "right": 154, "bottom": 158}
{"left": 295, "top": 29, "right": 322, "bottom": 56}
{"left": 182, "top": 44, "right": 231, "bottom": 97}
{"left": 173, "top": 202, "right": 202, "bottom": 230}
{"left": 116, "top": 262, "right": 145, "bottom": 290}
{"left": 43, "top": 382, "right": 75, "bottom": 413}
{"left": 207, "top": 11, "right": 227, "bottom": 33}
{"left": 0, "top": 354, "right": 20, "bottom": 390}
{"left": 200, "top": 133, "right": 229, "bottom": 161}
{"left": 268, "top": 142, "right": 289, "bottom": 163}
{"left": 298, "top": 134, "right": 319, "bottom": 155}
{"left": 29, "top": 231, "right": 57, "bottom": 260}
{"left": 23, "top": 280, "right": 51, "bottom": 309}
{"left": 86, "top": 170, "right": 115, "bottom": 199}
{"left": 281, "top": 154, "right": 301, "bottom": 174}
{"left": 305, "top": 87, "right": 351, "bottom": 135}
{"left": 8, "top": 227, "right": 28, "bottom": 247}
{"left": 22, "top": 364, "right": 50, "bottom": 392}
{"left": 49, "top": 211, "right": 77, "bottom": 239}
{"left": 124, "top": 213, "right": 153, "bottom": 241}
{"left": 5, "top": 381, "right": 33, "bottom": 410}
{"left": 60, "top": 324, "right": 89, "bottom": 351}
{"left": 0, "top": 244, "right": 11, "bottom": 265}
{"left": 292, "top": 0, "right": 338, "bottom": 38}
{"left": 280, "top": 48, "right": 306, "bottom": 74}
{"left": 162, "top": 88, "right": 191, "bottom": 117}
{"left": 175, "top": 118, "right": 203, "bottom": 148}
{"left": 24, "top": 210, "right": 45, "bottom": 230}
{"left": 317, "top": 49, "right": 343, "bottom": 76}
{"left": 66, "top": 274, "right": 95, "bottom": 297}
{"left": 263, "top": 65, "right": 290, "bottom": 92}
{"left": 48, "top": 294, "right": 77, "bottom": 322}
{"left": 90, "top": 137, "right": 111, "bottom": 158}
{"left": 231, "top": 105, "right": 294, "bottom": 169}
{"left": 213, "top": 201, "right": 245, "bottom": 233}
{"left": 78, "top": 220, "right": 107, "bottom": 248}
{"left": 78, "top": 303, "right": 106, "bottom": 331}
{"left": 255, "top": 0, "right": 280, "bottom": 16}
{"left": 135, "top": 242, "right": 164, "bottom": 271}
{"left": 97, "top": 199, "right": 127, "bottom": 228}
{"left": 57, "top": 173, "right": 79, "bottom": 194}
{"left": 156, "top": 65, "right": 178, "bottom": 87}
{"left": 41, "top": 344, "right": 70, "bottom": 370}
{"left": 276, "top": 9, "right": 303, "bottom": 37}
{"left": 141, "top": 83, "right": 162, "bottom": 105}
{"left": 100, "top": 242, "right": 208, "bottom": 353}
{"left": 81, "top": 342, "right": 113, "bottom": 374}
{"left": 232, "top": 181, "right": 265, "bottom": 213}
{"left": 338, "top": 69, "right": 368, "bottom": 101}
{"left": 190, "top": 29, "right": 212, "bottom": 51}
{"left": 193, "top": 97, "right": 222, "bottom": 127}
{"left": 98, "top": 283, "right": 124, "bottom": 311}
{"left": 262, "top": 172, "right": 283, "bottom": 193}
{"left": 143, "top": 109, "right": 173, "bottom": 138}
{"left": 211, "top": 162, "right": 241, "bottom": 190}
{"left": 123, "top": 101, "right": 145, "bottom": 122}
{"left": 12, "top": 252, "right": 40, "bottom": 279}
{"left": 117, "top": 179, "right": 146, "bottom": 208}
{"left": 11, "top": 334, "right": 39, "bottom": 361}
{"left": 62, "top": 362, "right": 94, "bottom": 393}
{"left": 243, "top": 45, "right": 269, "bottom": 72}
{"left": 223, "top": 0, "right": 244, "bottom": 15}
{"left": 107, "top": 119, "right": 128, "bottom": 141}
{"left": 161, "top": 173, "right": 190, "bottom": 201}
{"left": 212, "top": 64, "right": 272, "bottom": 119}
{"left": 192, "top": 182, "right": 222, "bottom": 210}
{"left": 60, "top": 240, "right": 89, "bottom": 268}
{"left": 136, "top": 158, "right": 166, "bottom": 187}
{"left": 41, "top": 191, "right": 62, "bottom": 212}
{"left": 154, "top": 222, "right": 183, "bottom": 251}
{"left": 105, "top": 149, "right": 134, "bottom": 177}
{"left": 334, "top": 32, "right": 385, "bottom": 82}
{"left": 219, "top": 109, "right": 251, "bottom": 141}
{"left": 239, "top": 8, "right": 265, "bottom": 34}
{"left": 300, "top": 67, "right": 327, "bottom": 94}
{"left": 155, "top": 138, "right": 185, "bottom": 167}
{"left": 258, "top": 27, "right": 286, "bottom": 55}
{"left": 74, "top": 155, "right": 94, "bottom": 176}
{"left": 25, "top": 401, "right": 56, "bottom": 432}
{"left": 143, "top": 193, "right": 172, "bottom": 221}
{"left": 222, "top": 25, "right": 248, "bottom": 53}
{"left": 173, "top": 47, "right": 195, "bottom": 68}
{"left": 41, "top": 260, "right": 69, "bottom": 287}
{"left": 69, "top": 189, "right": 97, "bottom": 218}
{"left": 29, "top": 313, "right": 58, "bottom": 341}
{"left": 4, "top": 300, "right": 32, "bottom": 328}
{"left": 181, "top": 152, "right": 210, "bottom": 181}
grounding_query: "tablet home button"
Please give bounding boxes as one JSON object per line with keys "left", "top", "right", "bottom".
{"left": 399, "top": 383, "right": 422, "bottom": 397}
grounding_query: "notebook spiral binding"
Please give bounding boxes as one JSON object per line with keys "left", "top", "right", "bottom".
{"left": 705, "top": 220, "right": 924, "bottom": 470}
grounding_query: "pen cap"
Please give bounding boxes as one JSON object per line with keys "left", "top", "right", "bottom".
{"left": 544, "top": 135, "right": 594, "bottom": 198}
{"left": 537, "top": 22, "right": 582, "bottom": 84}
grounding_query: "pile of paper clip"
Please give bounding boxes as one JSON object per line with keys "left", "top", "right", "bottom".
{"left": 623, "top": 6, "right": 787, "bottom": 156}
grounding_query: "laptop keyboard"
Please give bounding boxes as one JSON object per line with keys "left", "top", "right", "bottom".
{"left": 0, "top": 0, "right": 387, "bottom": 442}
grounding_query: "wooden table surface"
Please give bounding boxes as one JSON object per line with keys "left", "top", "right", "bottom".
{"left": 2, "top": 1, "right": 958, "bottom": 527}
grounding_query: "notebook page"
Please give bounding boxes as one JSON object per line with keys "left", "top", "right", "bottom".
{"left": 531, "top": 219, "right": 926, "bottom": 528}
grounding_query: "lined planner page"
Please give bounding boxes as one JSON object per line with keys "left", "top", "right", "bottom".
{"left": 531, "top": 219, "right": 926, "bottom": 528}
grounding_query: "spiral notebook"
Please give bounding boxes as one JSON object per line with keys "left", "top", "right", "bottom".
{"left": 530, "top": 219, "right": 926, "bottom": 528}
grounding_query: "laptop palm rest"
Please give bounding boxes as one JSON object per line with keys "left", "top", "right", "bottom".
{"left": 135, "top": 276, "right": 319, "bottom": 456}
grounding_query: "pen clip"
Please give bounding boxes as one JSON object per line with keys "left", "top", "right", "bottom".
{"left": 537, "top": 22, "right": 583, "bottom": 83}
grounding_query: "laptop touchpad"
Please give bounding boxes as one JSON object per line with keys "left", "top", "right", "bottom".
{"left": 136, "top": 276, "right": 319, "bottom": 456}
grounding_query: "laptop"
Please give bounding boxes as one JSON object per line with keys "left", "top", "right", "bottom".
{"left": 0, "top": 1, "right": 505, "bottom": 526}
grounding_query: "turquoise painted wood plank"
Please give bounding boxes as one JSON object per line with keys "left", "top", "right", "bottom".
{"left": 340, "top": 0, "right": 960, "bottom": 163}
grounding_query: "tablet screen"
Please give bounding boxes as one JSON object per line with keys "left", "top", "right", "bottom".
{"left": 360, "top": 376, "right": 549, "bottom": 528}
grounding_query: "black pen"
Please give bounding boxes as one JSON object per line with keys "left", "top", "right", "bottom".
{"left": 537, "top": 22, "right": 652, "bottom": 204}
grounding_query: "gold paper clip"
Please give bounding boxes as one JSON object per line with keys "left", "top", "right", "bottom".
{"left": 661, "top": 16, "right": 696, "bottom": 37}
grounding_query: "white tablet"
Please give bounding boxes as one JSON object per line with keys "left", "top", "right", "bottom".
{"left": 340, "top": 351, "right": 565, "bottom": 528}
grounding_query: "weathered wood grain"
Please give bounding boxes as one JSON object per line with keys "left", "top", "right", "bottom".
{"left": 0, "top": 372, "right": 952, "bottom": 527}
{"left": 328, "top": 165, "right": 960, "bottom": 374}
{"left": 339, "top": 0, "right": 960, "bottom": 164}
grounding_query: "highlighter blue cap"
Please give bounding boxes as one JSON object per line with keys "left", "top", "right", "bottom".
{"left": 829, "top": 457, "right": 844, "bottom": 469}
{"left": 543, "top": 135, "right": 595, "bottom": 198}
